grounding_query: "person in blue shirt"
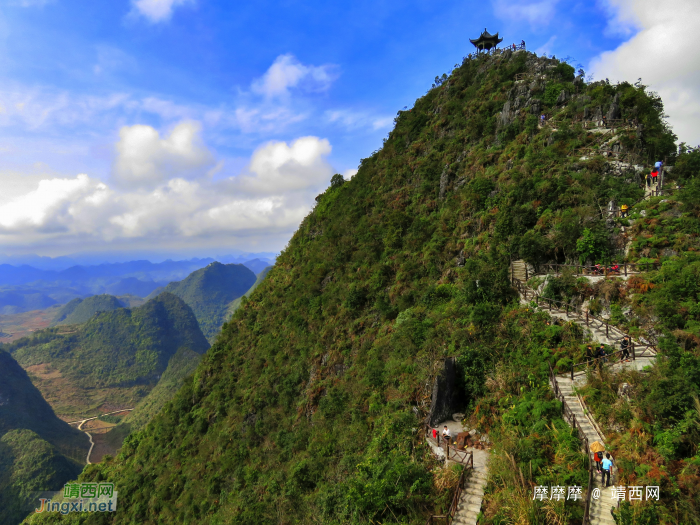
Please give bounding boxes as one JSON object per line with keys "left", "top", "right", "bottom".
{"left": 655, "top": 160, "right": 663, "bottom": 172}
{"left": 601, "top": 453, "right": 613, "bottom": 487}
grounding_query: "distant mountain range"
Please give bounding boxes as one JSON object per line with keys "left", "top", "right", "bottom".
{"left": 0, "top": 256, "right": 274, "bottom": 314}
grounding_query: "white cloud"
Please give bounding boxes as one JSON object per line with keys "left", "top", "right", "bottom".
{"left": 113, "top": 120, "right": 214, "bottom": 188}
{"left": 0, "top": 134, "right": 334, "bottom": 249}
{"left": 0, "top": 174, "right": 110, "bottom": 232}
{"left": 325, "top": 109, "right": 393, "bottom": 131}
{"left": 493, "top": 0, "right": 559, "bottom": 26}
{"left": 130, "top": 0, "right": 193, "bottom": 23}
{"left": 237, "top": 136, "right": 333, "bottom": 194}
{"left": 343, "top": 168, "right": 358, "bottom": 180}
{"left": 590, "top": 0, "right": 700, "bottom": 145}
{"left": 251, "top": 54, "right": 339, "bottom": 98}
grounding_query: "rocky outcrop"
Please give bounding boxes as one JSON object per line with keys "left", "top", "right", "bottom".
{"left": 428, "top": 357, "right": 463, "bottom": 426}
{"left": 556, "top": 89, "right": 570, "bottom": 106}
{"left": 439, "top": 164, "right": 451, "bottom": 200}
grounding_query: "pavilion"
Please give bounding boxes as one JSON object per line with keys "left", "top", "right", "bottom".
{"left": 470, "top": 29, "right": 503, "bottom": 52}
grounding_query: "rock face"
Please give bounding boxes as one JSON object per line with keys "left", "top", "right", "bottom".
{"left": 556, "top": 89, "right": 570, "bottom": 105}
{"left": 428, "top": 357, "right": 464, "bottom": 426}
{"left": 607, "top": 102, "right": 621, "bottom": 121}
{"left": 439, "top": 164, "right": 451, "bottom": 200}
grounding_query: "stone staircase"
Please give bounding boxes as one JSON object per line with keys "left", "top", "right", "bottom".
{"left": 452, "top": 450, "right": 489, "bottom": 525}
{"left": 554, "top": 376, "right": 617, "bottom": 525}
{"left": 513, "top": 271, "right": 658, "bottom": 524}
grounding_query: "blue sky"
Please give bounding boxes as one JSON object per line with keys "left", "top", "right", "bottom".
{"left": 0, "top": 0, "right": 697, "bottom": 259}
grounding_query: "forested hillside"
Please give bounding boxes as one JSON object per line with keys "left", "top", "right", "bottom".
{"left": 23, "top": 48, "right": 700, "bottom": 525}
{"left": 148, "top": 262, "right": 257, "bottom": 341}
{"left": 103, "top": 347, "right": 203, "bottom": 447}
{"left": 3, "top": 293, "right": 209, "bottom": 417}
{"left": 0, "top": 350, "right": 87, "bottom": 525}
{"left": 51, "top": 294, "right": 125, "bottom": 326}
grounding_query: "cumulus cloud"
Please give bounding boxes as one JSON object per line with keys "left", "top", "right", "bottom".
{"left": 237, "top": 136, "right": 333, "bottom": 194}
{"left": 113, "top": 121, "right": 215, "bottom": 188}
{"left": 590, "top": 0, "right": 700, "bottom": 145}
{"left": 0, "top": 133, "right": 335, "bottom": 249}
{"left": 251, "top": 54, "right": 339, "bottom": 98}
{"left": 0, "top": 174, "right": 110, "bottom": 233}
{"left": 493, "top": 0, "right": 560, "bottom": 26}
{"left": 130, "top": 0, "right": 193, "bottom": 23}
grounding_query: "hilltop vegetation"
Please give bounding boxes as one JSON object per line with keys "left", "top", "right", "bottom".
{"left": 0, "top": 350, "right": 87, "bottom": 525}
{"left": 3, "top": 293, "right": 209, "bottom": 416}
{"left": 149, "top": 262, "right": 257, "bottom": 341}
{"left": 51, "top": 294, "right": 125, "bottom": 326}
{"left": 22, "top": 48, "right": 696, "bottom": 525}
{"left": 226, "top": 266, "right": 272, "bottom": 317}
{"left": 104, "top": 347, "right": 203, "bottom": 447}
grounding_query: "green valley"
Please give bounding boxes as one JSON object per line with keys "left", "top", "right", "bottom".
{"left": 2, "top": 293, "right": 209, "bottom": 417}
{"left": 0, "top": 350, "right": 88, "bottom": 525}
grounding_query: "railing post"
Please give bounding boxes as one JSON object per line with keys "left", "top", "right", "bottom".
{"left": 525, "top": 265, "right": 529, "bottom": 281}
{"left": 571, "top": 362, "right": 574, "bottom": 380}
{"left": 632, "top": 343, "right": 636, "bottom": 361}
{"left": 606, "top": 322, "right": 609, "bottom": 338}
{"left": 586, "top": 311, "right": 589, "bottom": 327}
{"left": 624, "top": 263, "right": 627, "bottom": 277}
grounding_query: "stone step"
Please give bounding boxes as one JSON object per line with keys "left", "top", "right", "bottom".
{"left": 462, "top": 486, "right": 484, "bottom": 497}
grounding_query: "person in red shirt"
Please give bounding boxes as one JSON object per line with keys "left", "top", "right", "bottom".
{"left": 651, "top": 168, "right": 659, "bottom": 185}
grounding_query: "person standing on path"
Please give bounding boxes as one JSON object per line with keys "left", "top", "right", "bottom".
{"left": 598, "top": 344, "right": 607, "bottom": 365}
{"left": 651, "top": 168, "right": 659, "bottom": 187}
{"left": 620, "top": 204, "right": 629, "bottom": 218}
{"left": 585, "top": 345, "right": 594, "bottom": 367}
{"left": 595, "top": 450, "right": 604, "bottom": 473}
{"left": 655, "top": 160, "right": 663, "bottom": 173}
{"left": 621, "top": 336, "right": 631, "bottom": 362}
{"left": 646, "top": 172, "right": 652, "bottom": 188}
{"left": 601, "top": 453, "right": 613, "bottom": 487}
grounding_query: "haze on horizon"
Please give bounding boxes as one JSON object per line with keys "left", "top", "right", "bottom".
{"left": 0, "top": 0, "right": 697, "bottom": 261}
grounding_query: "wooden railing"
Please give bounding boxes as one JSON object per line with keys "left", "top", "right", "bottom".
{"left": 424, "top": 466, "right": 468, "bottom": 525}
{"left": 512, "top": 261, "right": 662, "bottom": 283}
{"left": 548, "top": 363, "right": 594, "bottom": 525}
{"left": 424, "top": 426, "right": 475, "bottom": 525}
{"left": 532, "top": 261, "right": 661, "bottom": 278}
{"left": 513, "top": 279, "right": 659, "bottom": 377}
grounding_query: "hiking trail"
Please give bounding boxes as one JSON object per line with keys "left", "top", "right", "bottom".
{"left": 512, "top": 265, "right": 657, "bottom": 524}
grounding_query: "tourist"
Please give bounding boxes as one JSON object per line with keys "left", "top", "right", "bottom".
{"left": 432, "top": 427, "right": 438, "bottom": 440}
{"left": 442, "top": 426, "right": 451, "bottom": 441}
{"left": 646, "top": 172, "right": 652, "bottom": 188}
{"left": 595, "top": 450, "right": 604, "bottom": 473}
{"left": 598, "top": 344, "right": 607, "bottom": 364}
{"left": 585, "top": 345, "right": 594, "bottom": 367}
{"left": 540, "top": 114, "right": 546, "bottom": 125}
{"left": 620, "top": 204, "right": 629, "bottom": 218}
{"left": 609, "top": 262, "right": 620, "bottom": 274}
{"left": 521, "top": 39, "right": 525, "bottom": 48}
{"left": 655, "top": 160, "right": 663, "bottom": 172}
{"left": 621, "top": 336, "right": 631, "bottom": 362}
{"left": 651, "top": 168, "right": 659, "bottom": 186}
{"left": 601, "top": 453, "right": 613, "bottom": 487}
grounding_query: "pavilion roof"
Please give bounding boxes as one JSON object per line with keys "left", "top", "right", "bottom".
{"left": 469, "top": 29, "right": 503, "bottom": 48}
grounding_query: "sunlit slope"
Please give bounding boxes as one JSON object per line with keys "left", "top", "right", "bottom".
{"left": 22, "top": 49, "right": 679, "bottom": 524}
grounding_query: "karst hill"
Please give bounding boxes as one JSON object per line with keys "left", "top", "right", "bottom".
{"left": 23, "top": 47, "right": 700, "bottom": 525}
